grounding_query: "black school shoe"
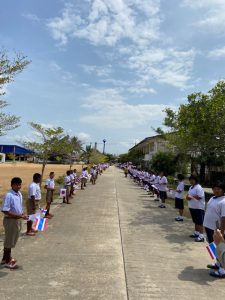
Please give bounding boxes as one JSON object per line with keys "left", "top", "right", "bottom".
{"left": 210, "top": 271, "right": 225, "bottom": 278}
{"left": 207, "top": 264, "right": 219, "bottom": 270}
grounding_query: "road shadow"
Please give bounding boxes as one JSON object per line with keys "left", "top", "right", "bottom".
{"left": 178, "top": 266, "right": 216, "bottom": 286}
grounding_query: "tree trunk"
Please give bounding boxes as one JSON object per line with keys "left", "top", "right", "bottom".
{"left": 40, "top": 162, "right": 46, "bottom": 187}
{"left": 200, "top": 162, "right": 206, "bottom": 184}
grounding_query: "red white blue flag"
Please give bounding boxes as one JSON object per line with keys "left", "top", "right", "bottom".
{"left": 206, "top": 242, "right": 217, "bottom": 260}
{"left": 33, "top": 218, "right": 48, "bottom": 231}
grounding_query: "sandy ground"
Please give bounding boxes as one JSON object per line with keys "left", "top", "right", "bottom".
{"left": 0, "top": 162, "right": 83, "bottom": 232}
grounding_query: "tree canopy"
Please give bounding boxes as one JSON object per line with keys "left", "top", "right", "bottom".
{"left": 0, "top": 51, "right": 30, "bottom": 136}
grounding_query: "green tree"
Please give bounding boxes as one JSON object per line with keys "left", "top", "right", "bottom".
{"left": 159, "top": 80, "right": 225, "bottom": 183}
{"left": 150, "top": 151, "right": 177, "bottom": 175}
{"left": 0, "top": 51, "right": 30, "bottom": 135}
{"left": 22, "top": 122, "right": 65, "bottom": 184}
{"left": 60, "top": 135, "right": 82, "bottom": 169}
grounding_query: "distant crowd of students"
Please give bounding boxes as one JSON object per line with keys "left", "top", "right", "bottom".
{"left": 1, "top": 163, "right": 109, "bottom": 270}
{"left": 122, "top": 164, "right": 225, "bottom": 279}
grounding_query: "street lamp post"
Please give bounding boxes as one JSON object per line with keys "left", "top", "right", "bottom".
{"left": 103, "top": 139, "right": 106, "bottom": 154}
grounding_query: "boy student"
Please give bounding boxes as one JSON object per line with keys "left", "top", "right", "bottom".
{"left": 81, "top": 167, "right": 88, "bottom": 190}
{"left": 90, "top": 166, "right": 97, "bottom": 185}
{"left": 175, "top": 174, "right": 185, "bottom": 222}
{"left": 1, "top": 177, "right": 28, "bottom": 269}
{"left": 203, "top": 181, "right": 225, "bottom": 278}
{"left": 187, "top": 175, "right": 205, "bottom": 242}
{"left": 69, "top": 170, "right": 75, "bottom": 197}
{"left": 26, "top": 173, "right": 42, "bottom": 236}
{"left": 44, "top": 172, "right": 55, "bottom": 219}
{"left": 63, "top": 170, "right": 71, "bottom": 204}
{"left": 158, "top": 171, "right": 168, "bottom": 208}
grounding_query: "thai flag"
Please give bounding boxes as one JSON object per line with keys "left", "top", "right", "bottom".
{"left": 39, "top": 208, "right": 47, "bottom": 215}
{"left": 206, "top": 242, "right": 217, "bottom": 260}
{"left": 33, "top": 218, "right": 48, "bottom": 231}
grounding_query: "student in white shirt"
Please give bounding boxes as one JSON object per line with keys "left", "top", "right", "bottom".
{"left": 187, "top": 175, "right": 205, "bottom": 242}
{"left": 175, "top": 174, "right": 185, "bottom": 221}
{"left": 63, "top": 170, "right": 71, "bottom": 204}
{"left": 158, "top": 171, "right": 168, "bottom": 208}
{"left": 81, "top": 167, "right": 88, "bottom": 190}
{"left": 203, "top": 181, "right": 225, "bottom": 278}
{"left": 44, "top": 172, "right": 55, "bottom": 219}
{"left": 1, "top": 177, "right": 28, "bottom": 269}
{"left": 90, "top": 166, "right": 97, "bottom": 185}
{"left": 153, "top": 173, "right": 160, "bottom": 202}
{"left": 69, "top": 170, "right": 75, "bottom": 197}
{"left": 26, "top": 173, "right": 42, "bottom": 236}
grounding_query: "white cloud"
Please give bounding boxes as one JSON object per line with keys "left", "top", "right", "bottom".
{"left": 80, "top": 64, "right": 112, "bottom": 77}
{"left": 128, "top": 48, "right": 196, "bottom": 88}
{"left": 77, "top": 132, "right": 91, "bottom": 142}
{"left": 182, "top": 0, "right": 225, "bottom": 30}
{"left": 47, "top": 0, "right": 161, "bottom": 46}
{"left": 208, "top": 46, "right": 225, "bottom": 58}
{"left": 80, "top": 88, "right": 176, "bottom": 129}
{"left": 21, "top": 13, "right": 40, "bottom": 22}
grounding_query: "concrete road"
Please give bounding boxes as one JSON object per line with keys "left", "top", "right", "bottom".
{"left": 0, "top": 167, "right": 224, "bottom": 299}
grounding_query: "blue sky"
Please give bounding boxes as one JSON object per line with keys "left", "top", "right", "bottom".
{"left": 1, "top": 0, "right": 225, "bottom": 154}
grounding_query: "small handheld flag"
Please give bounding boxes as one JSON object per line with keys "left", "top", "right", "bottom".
{"left": 39, "top": 208, "right": 47, "bottom": 215}
{"left": 60, "top": 188, "right": 66, "bottom": 198}
{"left": 33, "top": 218, "right": 48, "bottom": 231}
{"left": 206, "top": 242, "right": 217, "bottom": 260}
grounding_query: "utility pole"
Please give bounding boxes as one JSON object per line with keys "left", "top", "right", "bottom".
{"left": 103, "top": 139, "right": 106, "bottom": 154}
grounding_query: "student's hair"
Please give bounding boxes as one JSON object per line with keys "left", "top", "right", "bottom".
{"left": 177, "top": 174, "right": 184, "bottom": 181}
{"left": 49, "top": 172, "right": 54, "bottom": 176}
{"left": 33, "top": 173, "right": 41, "bottom": 181}
{"left": 67, "top": 170, "right": 71, "bottom": 175}
{"left": 212, "top": 181, "right": 225, "bottom": 192}
{"left": 11, "top": 177, "right": 22, "bottom": 185}
{"left": 74, "top": 169, "right": 77, "bottom": 172}
{"left": 189, "top": 175, "right": 199, "bottom": 183}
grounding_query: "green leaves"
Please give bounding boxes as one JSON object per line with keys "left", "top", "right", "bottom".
{"left": 0, "top": 50, "right": 30, "bottom": 136}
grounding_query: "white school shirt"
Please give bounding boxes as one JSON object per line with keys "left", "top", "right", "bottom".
{"left": 158, "top": 176, "right": 168, "bottom": 192}
{"left": 1, "top": 190, "right": 23, "bottom": 215}
{"left": 64, "top": 175, "right": 71, "bottom": 186}
{"left": 188, "top": 184, "right": 205, "bottom": 210}
{"left": 82, "top": 170, "right": 89, "bottom": 178}
{"left": 28, "top": 182, "right": 41, "bottom": 200}
{"left": 45, "top": 178, "right": 55, "bottom": 189}
{"left": 175, "top": 181, "right": 184, "bottom": 199}
{"left": 70, "top": 173, "right": 75, "bottom": 183}
{"left": 203, "top": 196, "right": 225, "bottom": 230}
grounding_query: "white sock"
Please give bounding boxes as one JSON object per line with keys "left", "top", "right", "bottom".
{"left": 219, "top": 267, "right": 225, "bottom": 274}
{"left": 194, "top": 231, "right": 200, "bottom": 236}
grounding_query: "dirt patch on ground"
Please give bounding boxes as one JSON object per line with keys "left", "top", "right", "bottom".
{"left": 0, "top": 162, "right": 83, "bottom": 232}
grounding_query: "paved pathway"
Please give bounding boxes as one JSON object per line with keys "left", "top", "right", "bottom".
{"left": 0, "top": 167, "right": 224, "bottom": 299}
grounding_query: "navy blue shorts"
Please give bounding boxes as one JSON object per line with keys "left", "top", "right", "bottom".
{"left": 189, "top": 208, "right": 205, "bottom": 226}
{"left": 175, "top": 197, "right": 184, "bottom": 210}
{"left": 159, "top": 191, "right": 167, "bottom": 201}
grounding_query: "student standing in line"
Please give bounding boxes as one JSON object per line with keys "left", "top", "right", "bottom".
{"left": 187, "top": 175, "right": 205, "bottom": 242}
{"left": 81, "top": 167, "right": 88, "bottom": 190}
{"left": 175, "top": 174, "right": 185, "bottom": 221}
{"left": 26, "top": 173, "right": 42, "bottom": 236}
{"left": 63, "top": 170, "right": 71, "bottom": 204}
{"left": 214, "top": 230, "right": 225, "bottom": 270}
{"left": 1, "top": 177, "right": 28, "bottom": 269}
{"left": 153, "top": 173, "right": 160, "bottom": 202}
{"left": 203, "top": 181, "right": 225, "bottom": 278}
{"left": 158, "top": 171, "right": 168, "bottom": 208}
{"left": 90, "top": 166, "right": 97, "bottom": 185}
{"left": 69, "top": 170, "right": 75, "bottom": 197}
{"left": 44, "top": 171, "right": 55, "bottom": 219}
